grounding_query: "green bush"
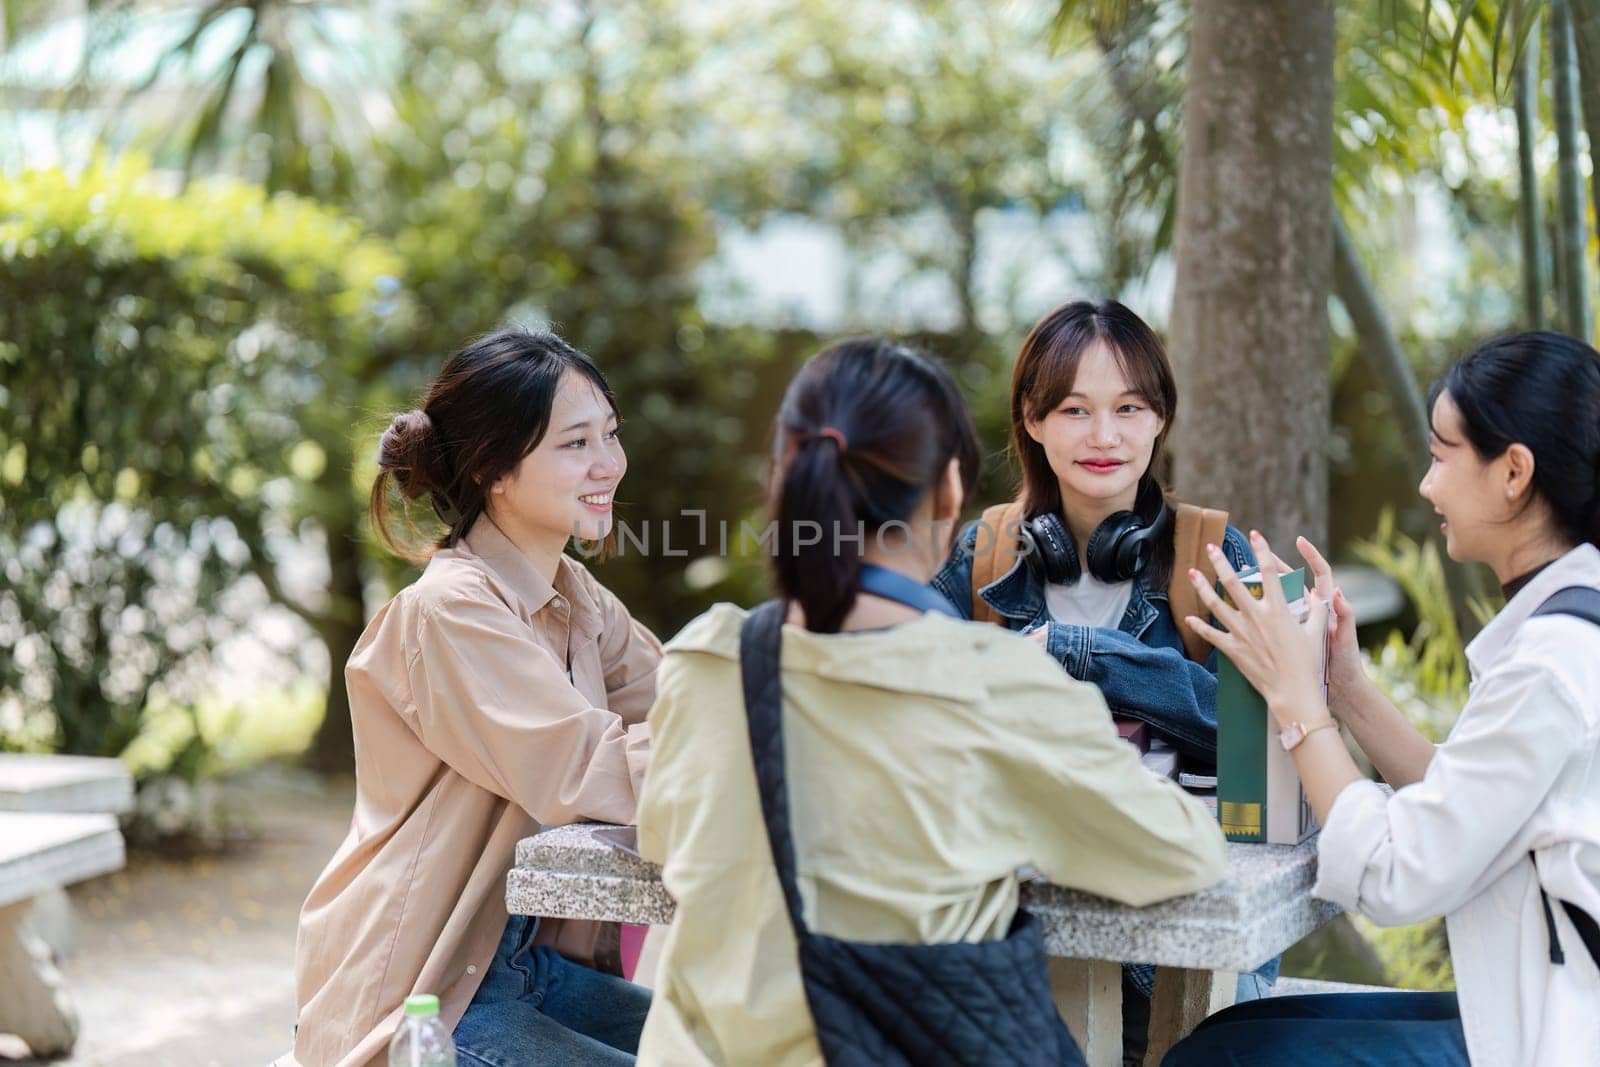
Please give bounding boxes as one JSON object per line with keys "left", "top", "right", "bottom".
{"left": 0, "top": 157, "right": 399, "bottom": 760}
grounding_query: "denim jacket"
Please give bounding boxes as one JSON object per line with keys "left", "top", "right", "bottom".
{"left": 931, "top": 520, "right": 1256, "bottom": 766}
{"left": 932, "top": 517, "right": 1274, "bottom": 1000}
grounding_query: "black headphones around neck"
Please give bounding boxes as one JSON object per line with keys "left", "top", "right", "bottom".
{"left": 1021, "top": 480, "right": 1171, "bottom": 586}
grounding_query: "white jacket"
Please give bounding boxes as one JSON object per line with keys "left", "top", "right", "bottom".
{"left": 1314, "top": 543, "right": 1600, "bottom": 1066}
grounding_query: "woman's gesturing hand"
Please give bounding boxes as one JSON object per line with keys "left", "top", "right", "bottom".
{"left": 1182, "top": 532, "right": 1332, "bottom": 727}
{"left": 1295, "top": 536, "right": 1367, "bottom": 711}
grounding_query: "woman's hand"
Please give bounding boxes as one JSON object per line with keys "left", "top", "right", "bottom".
{"left": 1295, "top": 536, "right": 1368, "bottom": 711}
{"left": 1183, "top": 532, "right": 1332, "bottom": 727}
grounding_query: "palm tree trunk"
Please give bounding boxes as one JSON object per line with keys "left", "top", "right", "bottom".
{"left": 1516, "top": 27, "right": 1547, "bottom": 328}
{"left": 1168, "top": 0, "right": 1337, "bottom": 547}
{"left": 1330, "top": 216, "right": 1429, "bottom": 459}
{"left": 1331, "top": 215, "right": 1489, "bottom": 635}
{"left": 1552, "top": 0, "right": 1590, "bottom": 339}
{"left": 1565, "top": 0, "right": 1600, "bottom": 292}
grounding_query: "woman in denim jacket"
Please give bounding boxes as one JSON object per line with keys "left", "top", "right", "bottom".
{"left": 931, "top": 299, "right": 1269, "bottom": 1057}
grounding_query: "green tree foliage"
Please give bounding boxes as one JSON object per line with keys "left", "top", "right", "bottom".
{"left": 349, "top": 2, "right": 786, "bottom": 638}
{"left": 0, "top": 157, "right": 398, "bottom": 757}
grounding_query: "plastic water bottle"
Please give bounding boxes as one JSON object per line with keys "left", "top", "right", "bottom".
{"left": 388, "top": 994, "right": 456, "bottom": 1067}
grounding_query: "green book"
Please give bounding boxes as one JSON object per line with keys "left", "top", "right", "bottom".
{"left": 1215, "top": 566, "right": 1324, "bottom": 845}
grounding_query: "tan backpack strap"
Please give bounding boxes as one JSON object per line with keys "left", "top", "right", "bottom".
{"left": 1169, "top": 504, "right": 1230, "bottom": 663}
{"left": 969, "top": 501, "right": 1025, "bottom": 625}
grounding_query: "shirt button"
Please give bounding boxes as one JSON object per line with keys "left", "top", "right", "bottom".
{"left": 551, "top": 596, "right": 564, "bottom": 609}
{"left": 466, "top": 964, "right": 477, "bottom": 975}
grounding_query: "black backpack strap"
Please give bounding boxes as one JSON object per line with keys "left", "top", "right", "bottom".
{"left": 1527, "top": 585, "right": 1600, "bottom": 970}
{"left": 1536, "top": 851, "right": 1567, "bottom": 966}
{"left": 739, "top": 599, "right": 812, "bottom": 938}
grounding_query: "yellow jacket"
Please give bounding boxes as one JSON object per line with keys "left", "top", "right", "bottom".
{"left": 637, "top": 603, "right": 1225, "bottom": 1066}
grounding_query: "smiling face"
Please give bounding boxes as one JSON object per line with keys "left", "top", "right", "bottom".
{"left": 1419, "top": 390, "right": 1507, "bottom": 565}
{"left": 1024, "top": 340, "right": 1166, "bottom": 518}
{"left": 487, "top": 368, "right": 625, "bottom": 549}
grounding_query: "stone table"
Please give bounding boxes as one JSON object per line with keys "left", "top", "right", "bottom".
{"left": 0, "top": 813, "right": 126, "bottom": 1056}
{"left": 0, "top": 753, "right": 135, "bottom": 815}
{"left": 508, "top": 824, "right": 1342, "bottom": 1067}
{"left": 0, "top": 752, "right": 133, "bottom": 957}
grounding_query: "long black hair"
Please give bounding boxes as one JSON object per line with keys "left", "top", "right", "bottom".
{"left": 371, "top": 327, "right": 617, "bottom": 561}
{"left": 1431, "top": 329, "right": 1600, "bottom": 549}
{"left": 769, "top": 338, "right": 980, "bottom": 633}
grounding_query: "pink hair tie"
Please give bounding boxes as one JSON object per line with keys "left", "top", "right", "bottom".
{"left": 815, "top": 427, "right": 848, "bottom": 451}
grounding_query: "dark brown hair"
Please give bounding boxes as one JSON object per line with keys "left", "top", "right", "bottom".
{"left": 370, "top": 327, "right": 618, "bottom": 561}
{"left": 770, "top": 338, "right": 980, "bottom": 633}
{"left": 1009, "top": 299, "right": 1179, "bottom": 585}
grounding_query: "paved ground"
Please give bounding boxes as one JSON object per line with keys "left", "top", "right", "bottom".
{"left": 2, "top": 768, "right": 353, "bottom": 1067}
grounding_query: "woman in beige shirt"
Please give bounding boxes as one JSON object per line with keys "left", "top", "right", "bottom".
{"left": 285, "top": 328, "right": 661, "bottom": 1067}
{"left": 636, "top": 338, "right": 1227, "bottom": 1065}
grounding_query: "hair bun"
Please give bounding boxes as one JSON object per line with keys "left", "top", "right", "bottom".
{"left": 377, "top": 409, "right": 442, "bottom": 499}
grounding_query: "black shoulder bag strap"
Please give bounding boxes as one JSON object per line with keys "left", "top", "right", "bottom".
{"left": 738, "top": 599, "right": 815, "bottom": 936}
{"left": 1528, "top": 586, "right": 1600, "bottom": 971}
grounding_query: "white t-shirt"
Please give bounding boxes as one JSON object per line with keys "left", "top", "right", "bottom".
{"left": 1043, "top": 574, "right": 1133, "bottom": 630}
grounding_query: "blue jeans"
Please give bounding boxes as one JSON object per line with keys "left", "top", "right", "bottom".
{"left": 454, "top": 915, "right": 651, "bottom": 1067}
{"left": 1123, "top": 968, "right": 1275, "bottom": 1063}
{"left": 1161, "top": 991, "right": 1469, "bottom": 1066}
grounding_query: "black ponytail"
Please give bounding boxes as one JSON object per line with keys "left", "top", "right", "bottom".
{"left": 1431, "top": 330, "right": 1600, "bottom": 550}
{"left": 769, "top": 338, "right": 980, "bottom": 634}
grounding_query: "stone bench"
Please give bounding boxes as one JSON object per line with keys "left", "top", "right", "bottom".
{"left": 0, "top": 812, "right": 126, "bottom": 1056}
{"left": 0, "top": 753, "right": 136, "bottom": 816}
{"left": 0, "top": 753, "right": 133, "bottom": 1056}
{"left": 508, "top": 823, "right": 1345, "bottom": 1067}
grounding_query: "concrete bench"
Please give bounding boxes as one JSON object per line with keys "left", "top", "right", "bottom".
{"left": 0, "top": 754, "right": 133, "bottom": 1056}
{"left": 0, "top": 753, "right": 135, "bottom": 815}
{"left": 508, "top": 823, "right": 1345, "bottom": 1067}
{"left": 0, "top": 812, "right": 126, "bottom": 1056}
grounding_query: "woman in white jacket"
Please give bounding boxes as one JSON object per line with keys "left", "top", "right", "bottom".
{"left": 1165, "top": 330, "right": 1600, "bottom": 1066}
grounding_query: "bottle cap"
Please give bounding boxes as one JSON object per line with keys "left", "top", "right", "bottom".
{"left": 403, "top": 994, "right": 441, "bottom": 1017}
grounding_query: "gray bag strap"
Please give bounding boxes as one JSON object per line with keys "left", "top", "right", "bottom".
{"left": 1529, "top": 585, "right": 1600, "bottom": 969}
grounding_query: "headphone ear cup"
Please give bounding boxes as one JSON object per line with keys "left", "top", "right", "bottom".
{"left": 1026, "top": 514, "right": 1079, "bottom": 584}
{"left": 1085, "top": 494, "right": 1173, "bottom": 583}
{"left": 1084, "top": 512, "right": 1143, "bottom": 583}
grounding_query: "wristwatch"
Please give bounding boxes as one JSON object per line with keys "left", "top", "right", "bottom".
{"left": 1279, "top": 719, "right": 1339, "bottom": 751}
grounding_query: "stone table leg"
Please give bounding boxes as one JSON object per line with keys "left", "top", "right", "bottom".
{"left": 0, "top": 900, "right": 79, "bottom": 1056}
{"left": 1049, "top": 957, "right": 1121, "bottom": 1067}
{"left": 1142, "top": 967, "right": 1235, "bottom": 1067}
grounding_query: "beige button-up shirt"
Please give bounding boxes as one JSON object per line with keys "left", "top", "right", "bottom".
{"left": 285, "top": 519, "right": 660, "bottom": 1067}
{"left": 637, "top": 604, "right": 1227, "bottom": 1066}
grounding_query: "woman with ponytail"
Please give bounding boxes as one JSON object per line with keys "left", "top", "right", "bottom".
{"left": 285, "top": 328, "right": 660, "bottom": 1067}
{"left": 634, "top": 338, "right": 1225, "bottom": 1065}
{"left": 1164, "top": 331, "right": 1600, "bottom": 1066}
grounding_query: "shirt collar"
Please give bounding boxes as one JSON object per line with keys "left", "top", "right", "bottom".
{"left": 460, "top": 518, "right": 603, "bottom": 639}
{"left": 1466, "top": 543, "right": 1600, "bottom": 676}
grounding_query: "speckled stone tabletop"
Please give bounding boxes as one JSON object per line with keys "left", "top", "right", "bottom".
{"left": 506, "top": 823, "right": 1341, "bottom": 971}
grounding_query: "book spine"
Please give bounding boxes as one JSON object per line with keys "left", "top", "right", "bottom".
{"left": 1217, "top": 653, "right": 1266, "bottom": 842}
{"left": 1216, "top": 567, "right": 1309, "bottom": 844}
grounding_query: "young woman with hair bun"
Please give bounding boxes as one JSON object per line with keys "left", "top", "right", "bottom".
{"left": 283, "top": 327, "right": 661, "bottom": 1067}
{"left": 634, "top": 338, "right": 1225, "bottom": 1066}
